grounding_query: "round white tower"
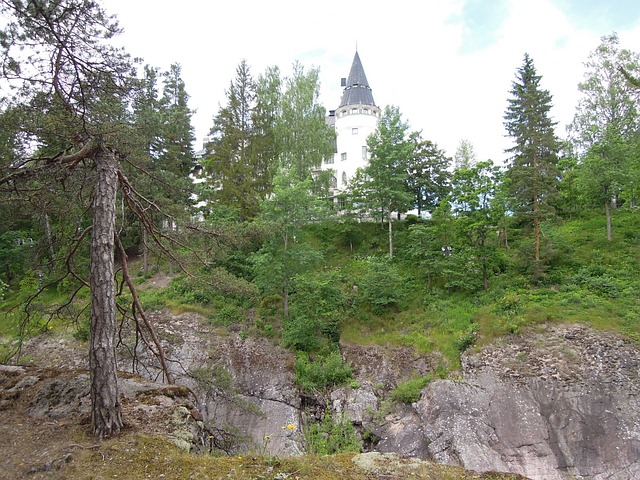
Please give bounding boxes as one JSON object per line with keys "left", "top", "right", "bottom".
{"left": 323, "top": 51, "right": 381, "bottom": 194}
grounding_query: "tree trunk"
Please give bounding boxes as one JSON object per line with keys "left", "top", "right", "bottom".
{"left": 167, "top": 218, "right": 174, "bottom": 276}
{"left": 533, "top": 190, "right": 540, "bottom": 279}
{"left": 605, "top": 199, "right": 612, "bottom": 241}
{"left": 43, "top": 213, "right": 55, "bottom": 259}
{"left": 388, "top": 204, "right": 393, "bottom": 259}
{"left": 481, "top": 231, "right": 488, "bottom": 291}
{"left": 141, "top": 227, "right": 149, "bottom": 273}
{"left": 89, "top": 147, "right": 122, "bottom": 438}
{"left": 283, "top": 231, "right": 289, "bottom": 318}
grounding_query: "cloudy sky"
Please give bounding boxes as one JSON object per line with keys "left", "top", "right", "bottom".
{"left": 105, "top": 0, "right": 640, "bottom": 164}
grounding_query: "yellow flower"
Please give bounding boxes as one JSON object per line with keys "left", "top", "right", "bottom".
{"left": 287, "top": 424, "right": 295, "bottom": 431}
{"left": 265, "top": 435, "right": 271, "bottom": 440}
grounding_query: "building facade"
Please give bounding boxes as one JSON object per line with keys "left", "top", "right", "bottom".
{"left": 322, "top": 51, "right": 381, "bottom": 195}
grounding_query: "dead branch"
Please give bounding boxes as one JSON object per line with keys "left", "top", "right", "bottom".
{"left": 115, "top": 234, "right": 174, "bottom": 384}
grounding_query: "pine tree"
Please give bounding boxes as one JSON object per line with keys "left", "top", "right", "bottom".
{"left": 504, "top": 54, "right": 561, "bottom": 280}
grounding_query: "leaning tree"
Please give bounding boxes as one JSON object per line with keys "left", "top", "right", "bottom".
{"left": 0, "top": 0, "right": 177, "bottom": 437}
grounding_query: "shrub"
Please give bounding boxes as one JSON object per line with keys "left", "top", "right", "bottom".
{"left": 359, "top": 258, "right": 406, "bottom": 312}
{"left": 294, "top": 350, "right": 353, "bottom": 393}
{"left": 456, "top": 322, "right": 479, "bottom": 352}
{"left": 283, "top": 313, "right": 321, "bottom": 352}
{"left": 304, "top": 413, "right": 362, "bottom": 455}
{"left": 212, "top": 304, "right": 243, "bottom": 326}
{"left": 390, "top": 376, "right": 432, "bottom": 404}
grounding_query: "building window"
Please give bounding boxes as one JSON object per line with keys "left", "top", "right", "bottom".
{"left": 341, "top": 152, "right": 347, "bottom": 161}
{"left": 363, "top": 108, "right": 369, "bottom": 115}
{"left": 362, "top": 146, "right": 368, "bottom": 160}
{"left": 342, "top": 172, "right": 347, "bottom": 185}
{"left": 331, "top": 175, "right": 337, "bottom": 189}
{"left": 352, "top": 127, "right": 358, "bottom": 135}
{"left": 352, "top": 108, "right": 358, "bottom": 114}
{"left": 325, "top": 156, "right": 334, "bottom": 164}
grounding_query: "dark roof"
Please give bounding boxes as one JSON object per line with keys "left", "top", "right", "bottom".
{"left": 339, "top": 51, "right": 376, "bottom": 108}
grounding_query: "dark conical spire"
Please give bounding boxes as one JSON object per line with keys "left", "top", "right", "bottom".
{"left": 339, "top": 51, "right": 376, "bottom": 108}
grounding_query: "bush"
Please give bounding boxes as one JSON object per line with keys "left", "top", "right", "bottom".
{"left": 283, "top": 313, "right": 321, "bottom": 352}
{"left": 359, "top": 258, "right": 406, "bottom": 312}
{"left": 285, "top": 270, "right": 345, "bottom": 351}
{"left": 294, "top": 350, "right": 353, "bottom": 393}
{"left": 390, "top": 376, "right": 432, "bottom": 404}
{"left": 304, "top": 413, "right": 362, "bottom": 455}
{"left": 212, "top": 304, "right": 243, "bottom": 326}
{"left": 456, "top": 322, "right": 479, "bottom": 352}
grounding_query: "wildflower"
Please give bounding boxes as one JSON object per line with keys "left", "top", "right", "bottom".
{"left": 265, "top": 435, "right": 271, "bottom": 440}
{"left": 286, "top": 424, "right": 295, "bottom": 431}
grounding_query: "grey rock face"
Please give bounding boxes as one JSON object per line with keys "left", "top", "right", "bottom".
{"left": 416, "top": 325, "right": 640, "bottom": 479}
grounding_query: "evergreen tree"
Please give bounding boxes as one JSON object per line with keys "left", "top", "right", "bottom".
{"left": 0, "top": 0, "right": 135, "bottom": 437}
{"left": 0, "top": 0, "right": 177, "bottom": 436}
{"left": 504, "top": 54, "right": 561, "bottom": 280}
{"left": 158, "top": 63, "right": 196, "bottom": 178}
{"left": 204, "top": 61, "right": 279, "bottom": 220}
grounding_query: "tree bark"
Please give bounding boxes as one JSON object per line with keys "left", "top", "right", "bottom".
{"left": 43, "top": 213, "right": 55, "bottom": 259}
{"left": 283, "top": 231, "right": 289, "bottom": 318}
{"left": 89, "top": 147, "right": 122, "bottom": 438}
{"left": 533, "top": 189, "right": 540, "bottom": 279}
{"left": 481, "top": 231, "right": 488, "bottom": 291}
{"left": 388, "top": 203, "right": 393, "bottom": 259}
{"left": 141, "top": 227, "right": 149, "bottom": 273}
{"left": 605, "top": 199, "right": 612, "bottom": 241}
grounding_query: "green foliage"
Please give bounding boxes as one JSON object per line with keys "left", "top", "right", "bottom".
{"left": 213, "top": 304, "right": 244, "bottom": 326}
{"left": 73, "top": 316, "right": 90, "bottom": 341}
{"left": 359, "top": 258, "right": 406, "bottom": 312}
{"left": 294, "top": 350, "right": 353, "bottom": 393}
{"left": 504, "top": 53, "right": 561, "bottom": 279}
{"left": 0, "top": 231, "right": 34, "bottom": 282}
{"left": 276, "top": 61, "right": 336, "bottom": 180}
{"left": 456, "top": 322, "right": 479, "bottom": 352}
{"left": 203, "top": 60, "right": 277, "bottom": 220}
{"left": 304, "top": 413, "right": 362, "bottom": 455}
{"left": 284, "top": 269, "right": 345, "bottom": 351}
{"left": 390, "top": 376, "right": 432, "bottom": 404}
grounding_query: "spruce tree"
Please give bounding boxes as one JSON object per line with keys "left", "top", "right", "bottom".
{"left": 205, "top": 60, "right": 278, "bottom": 220}
{"left": 504, "top": 54, "right": 560, "bottom": 280}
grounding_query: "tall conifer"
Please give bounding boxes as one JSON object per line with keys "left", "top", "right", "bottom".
{"left": 504, "top": 54, "right": 560, "bottom": 279}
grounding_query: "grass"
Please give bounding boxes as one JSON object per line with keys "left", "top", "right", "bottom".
{"left": 60, "top": 433, "right": 520, "bottom": 480}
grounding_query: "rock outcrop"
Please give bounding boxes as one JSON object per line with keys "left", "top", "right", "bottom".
{"left": 415, "top": 325, "right": 640, "bottom": 479}
{"left": 15, "top": 311, "right": 640, "bottom": 479}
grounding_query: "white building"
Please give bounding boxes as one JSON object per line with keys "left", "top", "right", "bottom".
{"left": 321, "top": 51, "right": 381, "bottom": 195}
